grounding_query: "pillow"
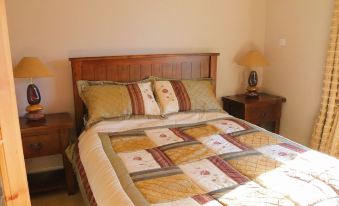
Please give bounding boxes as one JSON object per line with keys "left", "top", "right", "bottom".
{"left": 154, "top": 79, "right": 223, "bottom": 115}
{"left": 77, "top": 78, "right": 152, "bottom": 105}
{"left": 77, "top": 80, "right": 160, "bottom": 127}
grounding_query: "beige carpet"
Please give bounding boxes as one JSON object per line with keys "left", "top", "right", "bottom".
{"left": 31, "top": 191, "right": 84, "bottom": 206}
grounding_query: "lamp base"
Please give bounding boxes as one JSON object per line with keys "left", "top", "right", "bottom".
{"left": 246, "top": 70, "right": 259, "bottom": 99}
{"left": 246, "top": 86, "right": 259, "bottom": 99}
{"left": 246, "top": 91, "right": 259, "bottom": 99}
{"left": 24, "top": 111, "right": 45, "bottom": 121}
{"left": 25, "top": 104, "right": 45, "bottom": 121}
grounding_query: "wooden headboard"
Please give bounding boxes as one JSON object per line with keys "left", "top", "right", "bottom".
{"left": 69, "top": 53, "right": 220, "bottom": 134}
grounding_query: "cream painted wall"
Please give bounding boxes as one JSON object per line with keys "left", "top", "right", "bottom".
{"left": 6, "top": 0, "right": 266, "bottom": 117}
{"left": 263, "top": 0, "right": 333, "bottom": 145}
{"left": 6, "top": 0, "right": 334, "bottom": 148}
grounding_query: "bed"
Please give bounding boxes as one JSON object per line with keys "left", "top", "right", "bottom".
{"left": 69, "top": 53, "right": 339, "bottom": 206}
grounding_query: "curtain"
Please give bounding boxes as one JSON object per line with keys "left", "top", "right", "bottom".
{"left": 325, "top": 105, "right": 339, "bottom": 157}
{"left": 310, "top": 0, "right": 339, "bottom": 158}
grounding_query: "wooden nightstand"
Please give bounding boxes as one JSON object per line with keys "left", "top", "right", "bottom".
{"left": 222, "top": 93, "right": 286, "bottom": 133}
{"left": 19, "top": 113, "right": 76, "bottom": 194}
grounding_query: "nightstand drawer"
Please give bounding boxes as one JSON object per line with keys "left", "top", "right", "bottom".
{"left": 22, "top": 133, "right": 61, "bottom": 158}
{"left": 245, "top": 105, "right": 277, "bottom": 123}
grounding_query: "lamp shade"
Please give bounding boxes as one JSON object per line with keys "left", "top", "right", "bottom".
{"left": 238, "top": 50, "right": 268, "bottom": 68}
{"left": 13, "top": 57, "right": 53, "bottom": 78}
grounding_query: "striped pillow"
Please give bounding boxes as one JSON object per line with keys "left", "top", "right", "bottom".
{"left": 154, "top": 80, "right": 223, "bottom": 115}
{"left": 78, "top": 81, "right": 160, "bottom": 127}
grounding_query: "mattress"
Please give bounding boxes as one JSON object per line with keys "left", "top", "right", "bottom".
{"left": 71, "top": 112, "right": 339, "bottom": 206}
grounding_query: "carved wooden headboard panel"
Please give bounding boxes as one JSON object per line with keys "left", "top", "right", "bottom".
{"left": 69, "top": 53, "right": 220, "bottom": 134}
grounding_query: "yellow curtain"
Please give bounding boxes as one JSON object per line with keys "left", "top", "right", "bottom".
{"left": 325, "top": 105, "right": 339, "bottom": 157}
{"left": 310, "top": 0, "right": 339, "bottom": 157}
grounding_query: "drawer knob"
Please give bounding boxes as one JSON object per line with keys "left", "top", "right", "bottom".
{"left": 29, "top": 142, "right": 43, "bottom": 151}
{"left": 261, "top": 112, "right": 267, "bottom": 117}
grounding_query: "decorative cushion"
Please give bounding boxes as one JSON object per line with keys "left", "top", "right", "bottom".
{"left": 77, "top": 80, "right": 160, "bottom": 127}
{"left": 154, "top": 80, "right": 223, "bottom": 115}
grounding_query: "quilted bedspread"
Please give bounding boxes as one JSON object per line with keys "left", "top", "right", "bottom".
{"left": 77, "top": 117, "right": 339, "bottom": 206}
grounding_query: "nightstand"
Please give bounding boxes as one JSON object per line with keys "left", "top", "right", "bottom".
{"left": 19, "top": 113, "right": 76, "bottom": 194}
{"left": 222, "top": 93, "right": 286, "bottom": 133}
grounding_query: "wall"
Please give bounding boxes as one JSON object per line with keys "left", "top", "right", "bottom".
{"left": 6, "top": 0, "right": 266, "bottom": 117}
{"left": 6, "top": 0, "right": 335, "bottom": 148}
{"left": 263, "top": 0, "right": 333, "bottom": 145}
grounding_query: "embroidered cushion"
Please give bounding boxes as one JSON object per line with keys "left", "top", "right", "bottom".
{"left": 77, "top": 80, "right": 160, "bottom": 127}
{"left": 154, "top": 80, "right": 223, "bottom": 115}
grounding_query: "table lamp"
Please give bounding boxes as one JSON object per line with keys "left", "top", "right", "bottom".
{"left": 13, "top": 57, "right": 54, "bottom": 120}
{"left": 238, "top": 50, "right": 268, "bottom": 98}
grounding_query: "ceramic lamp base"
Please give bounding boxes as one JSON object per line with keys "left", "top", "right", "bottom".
{"left": 246, "top": 70, "right": 259, "bottom": 99}
{"left": 25, "top": 104, "right": 45, "bottom": 121}
{"left": 24, "top": 111, "right": 45, "bottom": 121}
{"left": 246, "top": 85, "right": 259, "bottom": 99}
{"left": 246, "top": 91, "right": 259, "bottom": 99}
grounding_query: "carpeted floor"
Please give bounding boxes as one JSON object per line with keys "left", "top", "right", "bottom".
{"left": 31, "top": 191, "right": 84, "bottom": 206}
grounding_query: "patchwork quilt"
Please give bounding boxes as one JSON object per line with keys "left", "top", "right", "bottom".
{"left": 76, "top": 117, "right": 339, "bottom": 206}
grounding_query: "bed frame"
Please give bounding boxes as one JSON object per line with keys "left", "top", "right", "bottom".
{"left": 69, "top": 53, "right": 220, "bottom": 134}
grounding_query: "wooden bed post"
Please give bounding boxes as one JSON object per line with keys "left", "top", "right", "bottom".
{"left": 210, "top": 54, "right": 218, "bottom": 94}
{"left": 71, "top": 61, "right": 85, "bottom": 135}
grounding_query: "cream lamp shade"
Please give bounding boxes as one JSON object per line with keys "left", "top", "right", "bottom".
{"left": 238, "top": 50, "right": 268, "bottom": 68}
{"left": 13, "top": 57, "right": 53, "bottom": 78}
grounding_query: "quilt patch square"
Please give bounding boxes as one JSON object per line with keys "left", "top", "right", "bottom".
{"left": 179, "top": 159, "right": 238, "bottom": 192}
{"left": 226, "top": 153, "right": 281, "bottom": 179}
{"left": 209, "top": 119, "right": 250, "bottom": 134}
{"left": 160, "top": 142, "right": 216, "bottom": 165}
{"left": 181, "top": 124, "right": 221, "bottom": 140}
{"left": 257, "top": 143, "right": 305, "bottom": 163}
{"left": 110, "top": 134, "right": 156, "bottom": 153}
{"left": 118, "top": 150, "right": 161, "bottom": 173}
{"left": 134, "top": 173, "right": 205, "bottom": 204}
{"left": 145, "top": 128, "right": 184, "bottom": 146}
{"left": 235, "top": 131, "right": 280, "bottom": 148}
{"left": 199, "top": 134, "right": 243, "bottom": 155}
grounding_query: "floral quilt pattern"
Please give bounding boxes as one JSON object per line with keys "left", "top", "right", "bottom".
{"left": 103, "top": 117, "right": 339, "bottom": 206}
